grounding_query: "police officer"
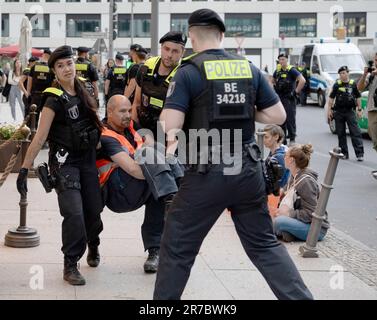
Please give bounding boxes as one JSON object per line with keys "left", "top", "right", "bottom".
{"left": 297, "top": 62, "right": 310, "bottom": 105}
{"left": 26, "top": 49, "right": 54, "bottom": 123}
{"left": 75, "top": 46, "right": 99, "bottom": 102}
{"left": 358, "top": 53, "right": 377, "bottom": 178}
{"left": 273, "top": 53, "right": 306, "bottom": 144}
{"left": 328, "top": 66, "right": 364, "bottom": 161}
{"left": 104, "top": 53, "right": 127, "bottom": 101}
{"left": 132, "top": 31, "right": 187, "bottom": 137}
{"left": 124, "top": 44, "right": 148, "bottom": 104}
{"left": 153, "top": 8, "right": 313, "bottom": 300}
{"left": 17, "top": 46, "right": 104, "bottom": 286}
{"left": 19, "top": 56, "right": 38, "bottom": 111}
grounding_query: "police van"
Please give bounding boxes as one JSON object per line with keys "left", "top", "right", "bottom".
{"left": 299, "top": 39, "right": 365, "bottom": 108}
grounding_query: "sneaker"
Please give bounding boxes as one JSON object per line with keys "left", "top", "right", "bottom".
{"left": 342, "top": 154, "right": 349, "bottom": 160}
{"left": 288, "top": 139, "right": 296, "bottom": 146}
{"left": 281, "top": 231, "right": 296, "bottom": 243}
{"left": 372, "top": 170, "right": 377, "bottom": 180}
{"left": 356, "top": 156, "right": 364, "bottom": 162}
{"left": 144, "top": 248, "right": 159, "bottom": 273}
{"left": 87, "top": 245, "right": 100, "bottom": 268}
{"left": 63, "top": 264, "right": 86, "bottom": 286}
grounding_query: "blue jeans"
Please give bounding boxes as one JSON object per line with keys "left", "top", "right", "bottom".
{"left": 273, "top": 216, "right": 327, "bottom": 241}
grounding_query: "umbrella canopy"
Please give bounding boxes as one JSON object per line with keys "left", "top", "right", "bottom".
{"left": 19, "top": 16, "right": 33, "bottom": 67}
{"left": 0, "top": 45, "right": 43, "bottom": 58}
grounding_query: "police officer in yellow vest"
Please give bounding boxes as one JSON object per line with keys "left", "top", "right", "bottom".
{"left": 273, "top": 54, "right": 306, "bottom": 144}
{"left": 104, "top": 53, "right": 127, "bottom": 102}
{"left": 153, "top": 9, "right": 313, "bottom": 300}
{"left": 75, "top": 46, "right": 99, "bottom": 102}
{"left": 19, "top": 56, "right": 38, "bottom": 112}
{"left": 327, "top": 66, "right": 364, "bottom": 161}
{"left": 132, "top": 31, "right": 187, "bottom": 137}
{"left": 26, "top": 49, "right": 54, "bottom": 123}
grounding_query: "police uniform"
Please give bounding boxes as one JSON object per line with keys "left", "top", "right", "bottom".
{"left": 75, "top": 47, "right": 99, "bottom": 98}
{"left": 136, "top": 31, "right": 186, "bottom": 137}
{"left": 28, "top": 53, "right": 54, "bottom": 122}
{"left": 153, "top": 9, "right": 313, "bottom": 300}
{"left": 106, "top": 54, "right": 128, "bottom": 98}
{"left": 329, "top": 67, "right": 364, "bottom": 159}
{"left": 297, "top": 65, "right": 310, "bottom": 105}
{"left": 43, "top": 46, "right": 103, "bottom": 280}
{"left": 273, "top": 61, "right": 301, "bottom": 143}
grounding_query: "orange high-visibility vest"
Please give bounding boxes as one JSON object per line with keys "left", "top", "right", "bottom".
{"left": 96, "top": 121, "right": 143, "bottom": 187}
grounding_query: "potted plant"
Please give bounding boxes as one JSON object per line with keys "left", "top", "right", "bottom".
{"left": 0, "top": 123, "right": 30, "bottom": 173}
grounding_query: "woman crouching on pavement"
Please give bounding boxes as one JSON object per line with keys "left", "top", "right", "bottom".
{"left": 16, "top": 46, "right": 104, "bottom": 285}
{"left": 273, "top": 143, "right": 330, "bottom": 242}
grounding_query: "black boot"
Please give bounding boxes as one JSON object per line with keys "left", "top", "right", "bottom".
{"left": 63, "top": 262, "right": 86, "bottom": 286}
{"left": 144, "top": 247, "right": 159, "bottom": 273}
{"left": 87, "top": 245, "right": 100, "bottom": 268}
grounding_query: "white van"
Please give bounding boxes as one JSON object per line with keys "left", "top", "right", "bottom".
{"left": 299, "top": 39, "right": 365, "bottom": 108}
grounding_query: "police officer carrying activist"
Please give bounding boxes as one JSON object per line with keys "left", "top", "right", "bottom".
{"left": 19, "top": 56, "right": 38, "bottom": 112}
{"left": 273, "top": 53, "right": 306, "bottom": 144}
{"left": 124, "top": 44, "right": 148, "bottom": 104}
{"left": 132, "top": 31, "right": 187, "bottom": 137}
{"left": 17, "top": 46, "right": 104, "bottom": 286}
{"left": 153, "top": 8, "right": 313, "bottom": 300}
{"left": 75, "top": 46, "right": 99, "bottom": 103}
{"left": 26, "top": 49, "right": 54, "bottom": 123}
{"left": 104, "top": 53, "right": 127, "bottom": 103}
{"left": 327, "top": 66, "right": 364, "bottom": 161}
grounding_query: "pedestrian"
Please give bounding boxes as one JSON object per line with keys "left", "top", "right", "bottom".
{"left": 2, "top": 62, "right": 12, "bottom": 103}
{"left": 327, "top": 65, "right": 364, "bottom": 161}
{"left": 273, "top": 53, "right": 306, "bottom": 145}
{"left": 8, "top": 58, "right": 25, "bottom": 121}
{"left": 273, "top": 143, "right": 330, "bottom": 242}
{"left": 130, "top": 31, "right": 187, "bottom": 274}
{"left": 153, "top": 8, "right": 313, "bottom": 300}
{"left": 357, "top": 53, "right": 377, "bottom": 178}
{"left": 16, "top": 45, "right": 104, "bottom": 286}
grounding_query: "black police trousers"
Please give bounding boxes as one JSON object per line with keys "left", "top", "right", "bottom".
{"left": 50, "top": 148, "right": 103, "bottom": 266}
{"left": 153, "top": 154, "right": 313, "bottom": 300}
{"left": 333, "top": 109, "right": 364, "bottom": 158}
{"left": 279, "top": 94, "right": 297, "bottom": 142}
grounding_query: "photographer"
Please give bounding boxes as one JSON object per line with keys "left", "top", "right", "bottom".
{"left": 358, "top": 53, "right": 377, "bottom": 178}
{"left": 273, "top": 144, "right": 330, "bottom": 242}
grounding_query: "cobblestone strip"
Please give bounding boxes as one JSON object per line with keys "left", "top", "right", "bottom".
{"left": 318, "top": 230, "right": 377, "bottom": 289}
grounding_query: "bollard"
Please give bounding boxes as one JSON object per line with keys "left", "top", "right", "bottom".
{"left": 299, "top": 147, "right": 343, "bottom": 258}
{"left": 28, "top": 104, "right": 38, "bottom": 178}
{"left": 256, "top": 128, "right": 265, "bottom": 159}
{"left": 4, "top": 107, "right": 40, "bottom": 247}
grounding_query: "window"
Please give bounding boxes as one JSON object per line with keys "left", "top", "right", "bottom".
{"left": 45, "top": 0, "right": 60, "bottom": 2}
{"left": 333, "top": 12, "right": 366, "bottom": 37}
{"left": 26, "top": 14, "right": 50, "bottom": 37}
{"left": 66, "top": 0, "right": 80, "bottom": 2}
{"left": 66, "top": 14, "right": 101, "bottom": 37}
{"left": 225, "top": 13, "right": 261, "bottom": 38}
{"left": 1, "top": 14, "right": 10, "bottom": 37}
{"left": 280, "top": 13, "right": 317, "bottom": 37}
{"left": 118, "top": 14, "right": 150, "bottom": 38}
{"left": 171, "top": 14, "right": 189, "bottom": 35}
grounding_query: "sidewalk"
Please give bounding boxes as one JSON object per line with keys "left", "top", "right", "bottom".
{"left": 1, "top": 168, "right": 377, "bottom": 300}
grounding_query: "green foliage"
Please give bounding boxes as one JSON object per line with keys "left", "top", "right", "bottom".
{"left": 0, "top": 124, "right": 19, "bottom": 140}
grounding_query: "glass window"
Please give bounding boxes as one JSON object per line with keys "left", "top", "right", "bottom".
{"left": 66, "top": 14, "right": 101, "bottom": 37}
{"left": 225, "top": 13, "right": 261, "bottom": 38}
{"left": 26, "top": 14, "right": 50, "bottom": 37}
{"left": 4, "top": 0, "right": 20, "bottom": 2}
{"left": 333, "top": 12, "right": 366, "bottom": 37}
{"left": 66, "top": 0, "right": 80, "bottom": 2}
{"left": 1, "top": 14, "right": 10, "bottom": 38}
{"left": 171, "top": 14, "right": 189, "bottom": 35}
{"left": 118, "top": 14, "right": 150, "bottom": 38}
{"left": 320, "top": 54, "right": 365, "bottom": 73}
{"left": 280, "top": 13, "right": 317, "bottom": 37}
{"left": 45, "top": 0, "right": 60, "bottom": 2}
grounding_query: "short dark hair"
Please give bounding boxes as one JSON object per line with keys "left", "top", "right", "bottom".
{"left": 278, "top": 53, "right": 288, "bottom": 59}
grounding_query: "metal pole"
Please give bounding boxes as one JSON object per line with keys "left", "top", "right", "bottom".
{"left": 131, "top": 0, "right": 134, "bottom": 46}
{"left": 299, "top": 147, "right": 343, "bottom": 258}
{"left": 256, "top": 128, "right": 265, "bottom": 160}
{"left": 109, "top": 0, "right": 114, "bottom": 59}
{"left": 151, "top": 0, "right": 159, "bottom": 56}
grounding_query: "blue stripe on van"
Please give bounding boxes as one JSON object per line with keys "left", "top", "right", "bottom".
{"left": 310, "top": 77, "right": 328, "bottom": 89}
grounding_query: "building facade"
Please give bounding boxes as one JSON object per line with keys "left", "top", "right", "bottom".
{"left": 1, "top": 0, "right": 376, "bottom": 70}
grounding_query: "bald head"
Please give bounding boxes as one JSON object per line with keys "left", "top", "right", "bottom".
{"left": 107, "top": 95, "right": 132, "bottom": 131}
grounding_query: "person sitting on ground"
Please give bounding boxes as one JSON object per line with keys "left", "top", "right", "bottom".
{"left": 96, "top": 94, "right": 182, "bottom": 273}
{"left": 273, "top": 143, "right": 330, "bottom": 242}
{"left": 263, "top": 124, "right": 290, "bottom": 217}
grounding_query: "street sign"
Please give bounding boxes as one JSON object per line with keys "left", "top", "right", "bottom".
{"left": 82, "top": 32, "right": 106, "bottom": 39}
{"left": 93, "top": 38, "right": 107, "bottom": 53}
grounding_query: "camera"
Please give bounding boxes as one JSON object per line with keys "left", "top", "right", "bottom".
{"left": 264, "top": 157, "right": 284, "bottom": 196}
{"left": 367, "top": 60, "right": 375, "bottom": 73}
